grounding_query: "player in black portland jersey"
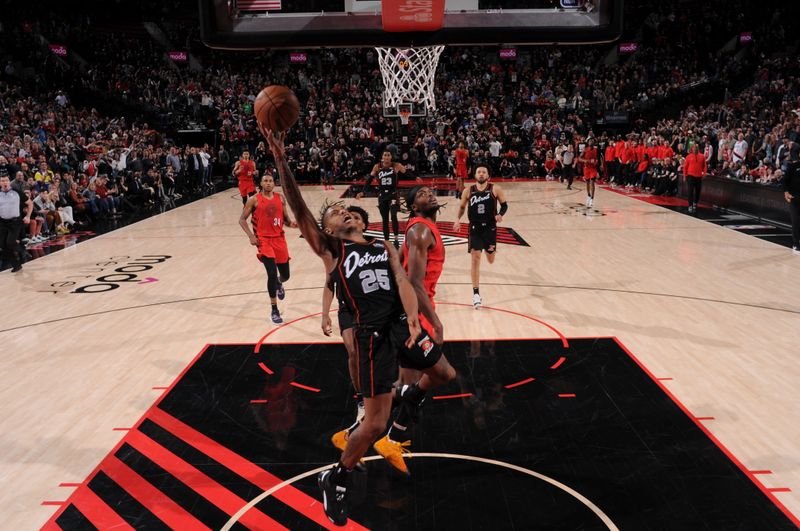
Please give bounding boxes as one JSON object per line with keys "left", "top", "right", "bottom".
{"left": 264, "top": 129, "right": 453, "bottom": 526}
{"left": 357, "top": 151, "right": 405, "bottom": 248}
{"left": 454, "top": 165, "right": 509, "bottom": 309}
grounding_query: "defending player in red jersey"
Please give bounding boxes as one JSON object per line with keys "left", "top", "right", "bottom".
{"left": 580, "top": 138, "right": 599, "bottom": 207}
{"left": 233, "top": 151, "right": 257, "bottom": 204}
{"left": 370, "top": 183, "right": 452, "bottom": 474}
{"left": 239, "top": 172, "right": 297, "bottom": 324}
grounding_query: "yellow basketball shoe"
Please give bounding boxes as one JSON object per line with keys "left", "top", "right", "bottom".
{"left": 373, "top": 435, "right": 411, "bottom": 475}
{"left": 331, "top": 429, "right": 349, "bottom": 452}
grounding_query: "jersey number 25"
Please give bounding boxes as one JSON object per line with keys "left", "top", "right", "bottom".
{"left": 359, "top": 269, "right": 390, "bottom": 293}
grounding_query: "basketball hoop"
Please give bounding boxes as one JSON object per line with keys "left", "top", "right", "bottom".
{"left": 399, "top": 108, "right": 411, "bottom": 125}
{"left": 376, "top": 46, "right": 444, "bottom": 112}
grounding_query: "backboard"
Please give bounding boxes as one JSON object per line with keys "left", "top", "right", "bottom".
{"left": 200, "top": 0, "right": 623, "bottom": 49}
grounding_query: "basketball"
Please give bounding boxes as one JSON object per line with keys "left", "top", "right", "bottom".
{"left": 254, "top": 85, "right": 300, "bottom": 133}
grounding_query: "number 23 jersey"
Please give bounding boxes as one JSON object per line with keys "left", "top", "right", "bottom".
{"left": 329, "top": 238, "right": 402, "bottom": 328}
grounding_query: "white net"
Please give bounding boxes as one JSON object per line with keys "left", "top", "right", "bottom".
{"left": 375, "top": 46, "right": 445, "bottom": 112}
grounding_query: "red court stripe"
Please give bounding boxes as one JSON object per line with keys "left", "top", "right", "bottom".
{"left": 70, "top": 486, "right": 135, "bottom": 530}
{"left": 550, "top": 357, "right": 566, "bottom": 369}
{"left": 257, "top": 362, "right": 274, "bottom": 375}
{"left": 41, "top": 501, "right": 66, "bottom": 506}
{"left": 656, "top": 377, "right": 673, "bottom": 381}
{"left": 102, "top": 455, "right": 211, "bottom": 530}
{"left": 290, "top": 381, "right": 321, "bottom": 393}
{"left": 39, "top": 345, "right": 212, "bottom": 529}
{"left": 113, "top": 428, "right": 133, "bottom": 431}
{"left": 58, "top": 483, "right": 82, "bottom": 487}
{"left": 250, "top": 399, "right": 269, "bottom": 404}
{"left": 750, "top": 470, "right": 773, "bottom": 475}
{"left": 614, "top": 337, "right": 800, "bottom": 528}
{"left": 504, "top": 377, "right": 535, "bottom": 389}
{"left": 695, "top": 417, "right": 715, "bottom": 421}
{"left": 125, "top": 429, "right": 286, "bottom": 530}
{"left": 254, "top": 311, "right": 324, "bottom": 354}
{"left": 148, "top": 408, "right": 367, "bottom": 530}
{"left": 768, "top": 488, "right": 792, "bottom": 493}
{"left": 152, "top": 386, "right": 169, "bottom": 390}
{"left": 432, "top": 393, "right": 473, "bottom": 400}
{"left": 558, "top": 393, "right": 576, "bottom": 398}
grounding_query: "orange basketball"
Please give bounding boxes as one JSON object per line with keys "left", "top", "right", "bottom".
{"left": 254, "top": 85, "right": 300, "bottom": 133}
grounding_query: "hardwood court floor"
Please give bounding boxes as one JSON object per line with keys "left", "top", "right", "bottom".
{"left": 1, "top": 181, "right": 799, "bottom": 528}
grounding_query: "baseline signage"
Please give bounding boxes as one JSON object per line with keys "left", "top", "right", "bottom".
{"left": 49, "top": 44, "right": 68, "bottom": 57}
{"left": 43, "top": 255, "right": 173, "bottom": 294}
{"left": 168, "top": 51, "right": 188, "bottom": 62}
{"left": 499, "top": 48, "right": 517, "bottom": 60}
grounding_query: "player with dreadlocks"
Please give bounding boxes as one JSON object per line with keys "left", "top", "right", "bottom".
{"left": 369, "top": 183, "right": 453, "bottom": 475}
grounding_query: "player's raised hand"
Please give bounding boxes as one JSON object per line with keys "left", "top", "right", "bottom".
{"left": 264, "top": 128, "right": 286, "bottom": 159}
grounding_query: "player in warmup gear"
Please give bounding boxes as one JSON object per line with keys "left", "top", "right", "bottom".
{"left": 454, "top": 166, "right": 509, "bottom": 309}
{"left": 233, "top": 151, "right": 257, "bottom": 204}
{"left": 265, "top": 129, "right": 443, "bottom": 526}
{"left": 580, "top": 138, "right": 599, "bottom": 206}
{"left": 239, "top": 172, "right": 297, "bottom": 324}
{"left": 454, "top": 142, "right": 469, "bottom": 196}
{"left": 322, "top": 205, "right": 370, "bottom": 451}
{"left": 357, "top": 151, "right": 405, "bottom": 248}
{"left": 372, "top": 183, "right": 455, "bottom": 475}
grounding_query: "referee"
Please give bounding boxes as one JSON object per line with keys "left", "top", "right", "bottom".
{"left": 0, "top": 172, "right": 27, "bottom": 273}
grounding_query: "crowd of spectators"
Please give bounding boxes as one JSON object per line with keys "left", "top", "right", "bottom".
{"left": 0, "top": 0, "right": 796, "bottom": 262}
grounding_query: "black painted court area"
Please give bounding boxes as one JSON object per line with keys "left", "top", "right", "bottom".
{"left": 49, "top": 339, "right": 796, "bottom": 530}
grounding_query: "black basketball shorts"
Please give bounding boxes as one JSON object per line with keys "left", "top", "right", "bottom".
{"left": 352, "top": 324, "right": 398, "bottom": 398}
{"left": 468, "top": 222, "right": 497, "bottom": 253}
{"left": 391, "top": 315, "right": 443, "bottom": 371}
{"left": 338, "top": 309, "right": 354, "bottom": 332}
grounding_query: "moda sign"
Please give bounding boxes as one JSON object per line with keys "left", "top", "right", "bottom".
{"left": 44, "top": 255, "right": 173, "bottom": 294}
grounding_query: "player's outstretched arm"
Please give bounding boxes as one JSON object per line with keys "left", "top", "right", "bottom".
{"left": 406, "top": 223, "right": 443, "bottom": 344}
{"left": 265, "top": 129, "right": 333, "bottom": 260}
{"left": 453, "top": 186, "right": 470, "bottom": 231}
{"left": 238, "top": 195, "right": 259, "bottom": 246}
{"left": 387, "top": 242, "right": 420, "bottom": 348}
{"left": 494, "top": 184, "right": 509, "bottom": 222}
{"left": 356, "top": 165, "right": 378, "bottom": 199}
{"left": 321, "top": 277, "right": 334, "bottom": 336}
{"left": 279, "top": 194, "right": 298, "bottom": 228}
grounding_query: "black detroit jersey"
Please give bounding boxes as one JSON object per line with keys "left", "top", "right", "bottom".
{"left": 468, "top": 183, "right": 497, "bottom": 225}
{"left": 376, "top": 166, "right": 398, "bottom": 199}
{"left": 330, "top": 238, "right": 402, "bottom": 327}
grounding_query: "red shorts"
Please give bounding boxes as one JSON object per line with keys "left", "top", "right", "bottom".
{"left": 583, "top": 167, "right": 598, "bottom": 180}
{"left": 257, "top": 236, "right": 290, "bottom": 263}
{"left": 455, "top": 165, "right": 468, "bottom": 180}
{"left": 239, "top": 180, "right": 256, "bottom": 197}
